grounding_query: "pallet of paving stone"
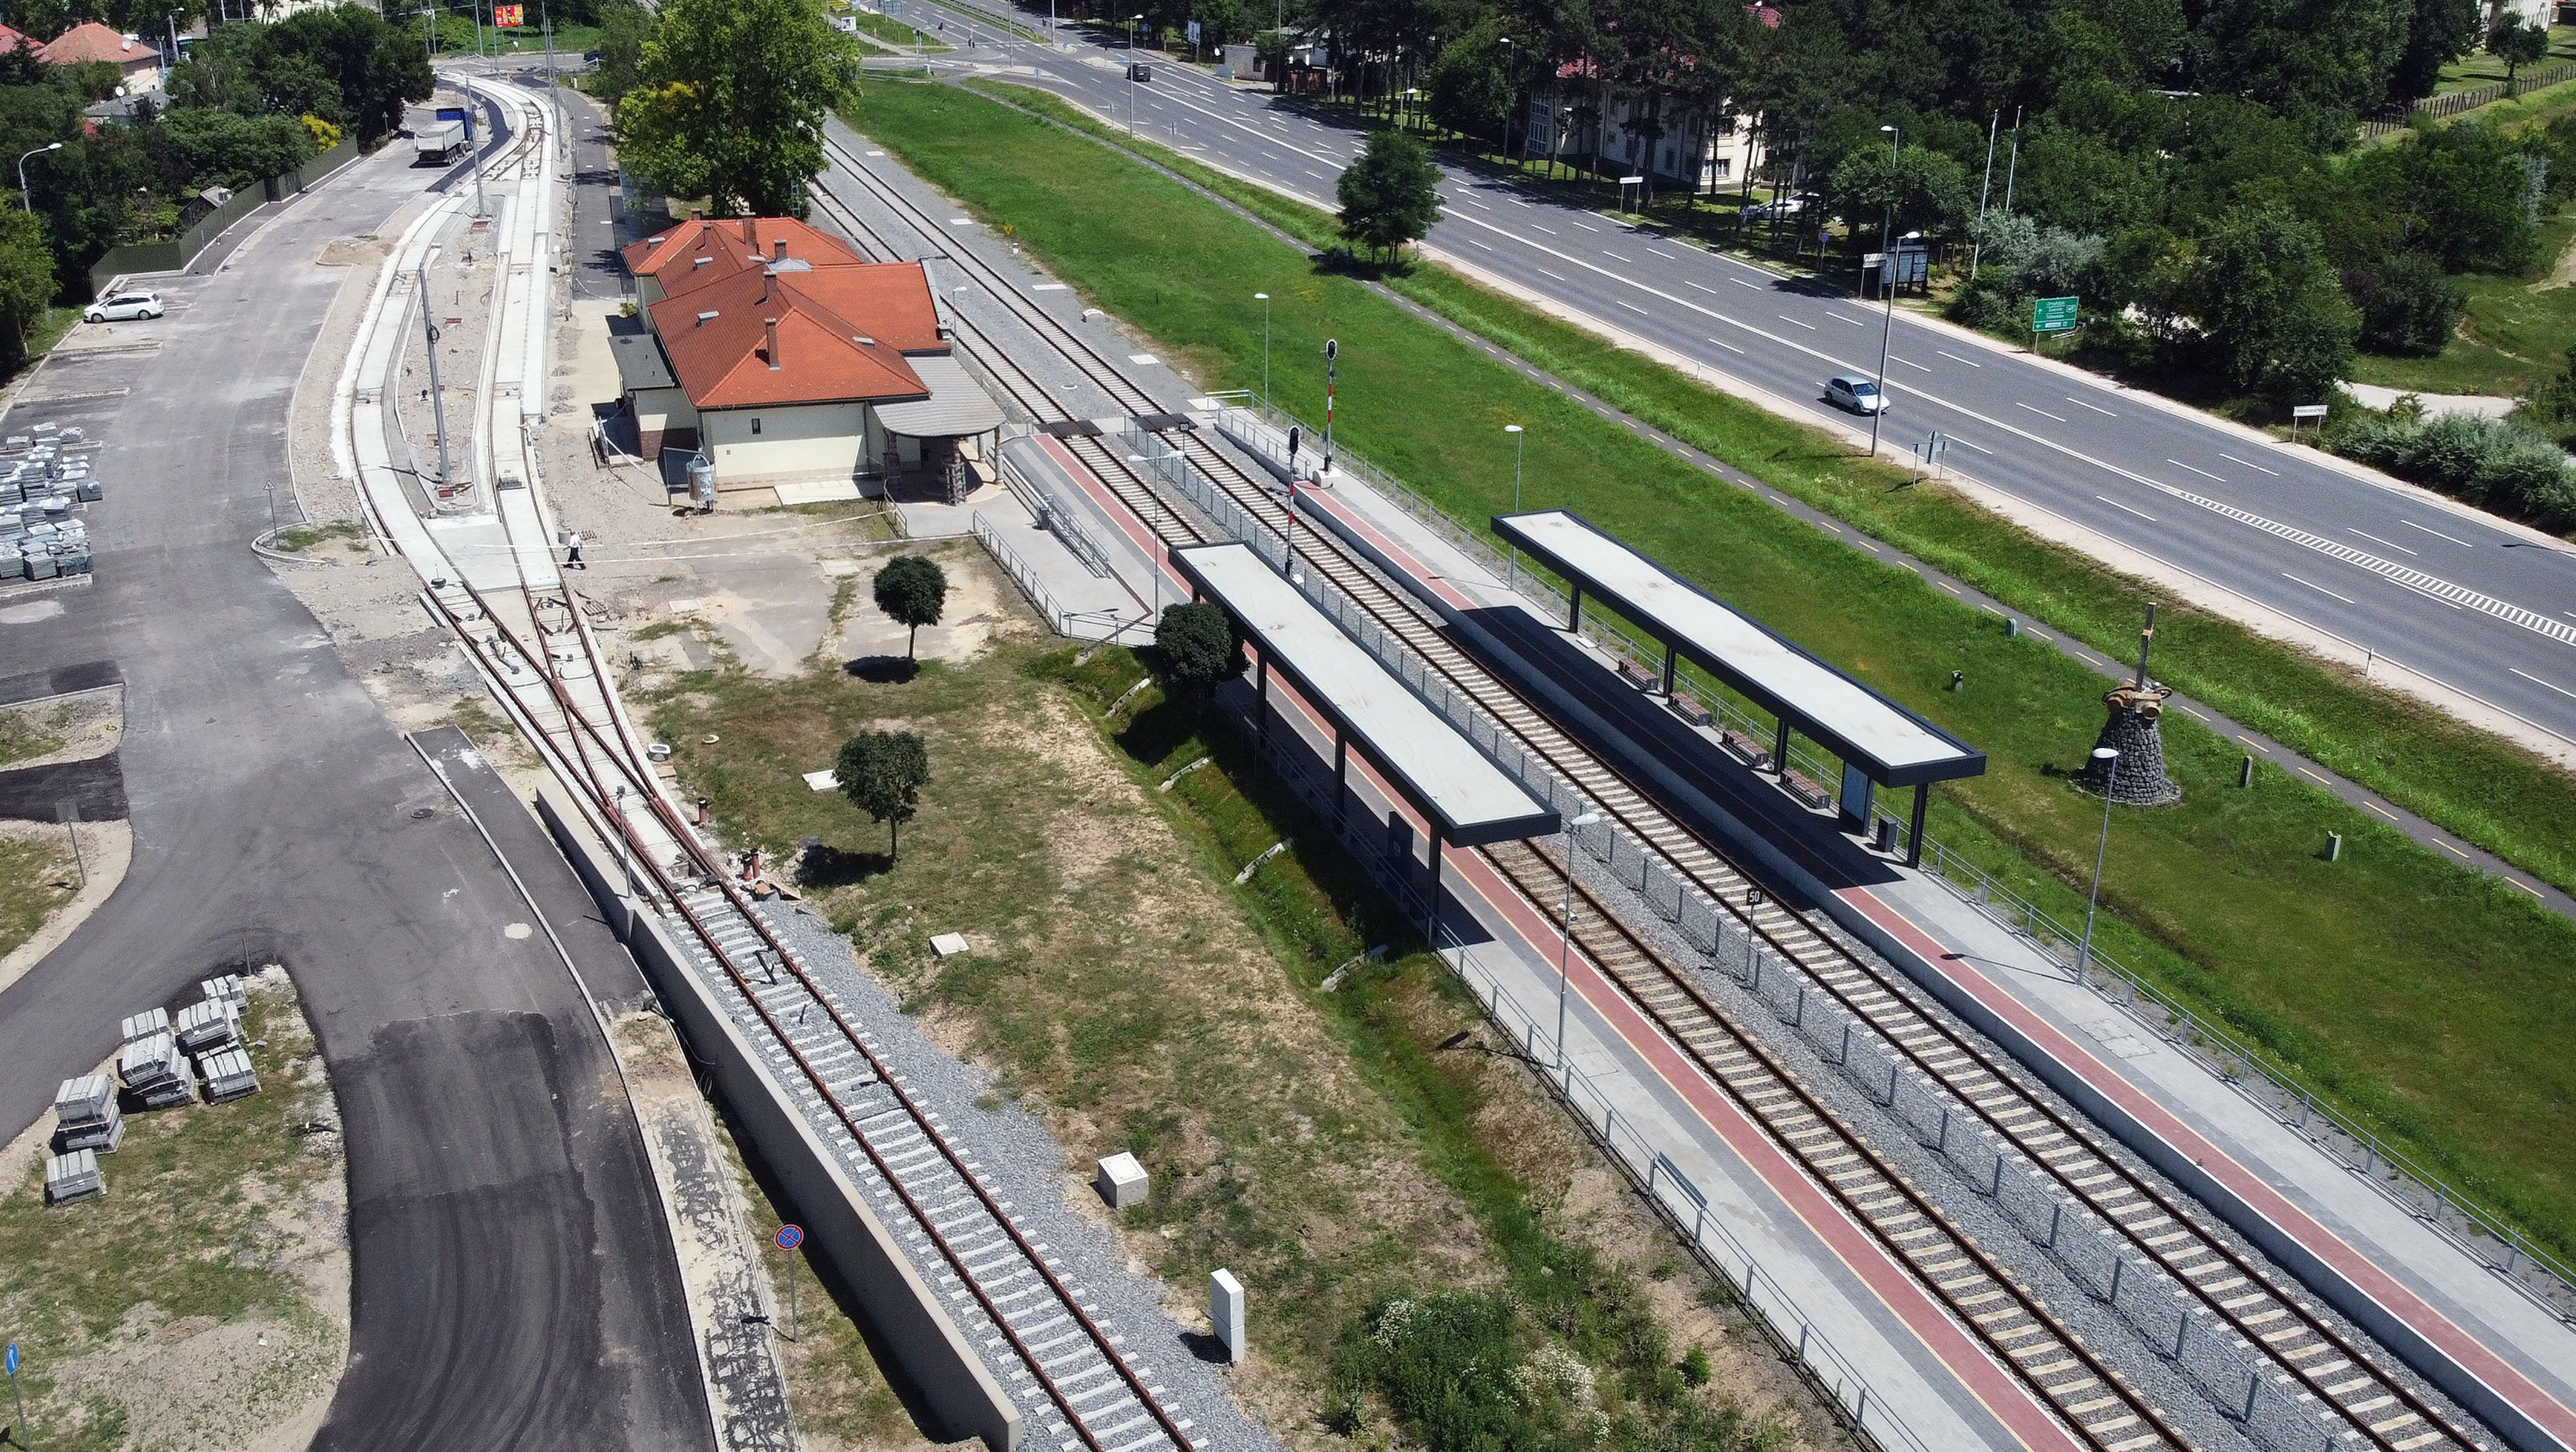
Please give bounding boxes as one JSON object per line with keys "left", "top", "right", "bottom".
{"left": 200, "top": 974, "right": 249, "bottom": 1015}
{"left": 120, "top": 1007, "right": 171, "bottom": 1045}
{"left": 199, "top": 1048, "right": 258, "bottom": 1104}
{"left": 57, "top": 1114, "right": 124, "bottom": 1153}
{"left": 174, "top": 997, "right": 238, "bottom": 1054}
{"left": 51, "top": 1073, "right": 122, "bottom": 1152}
{"left": 45, "top": 1149, "right": 103, "bottom": 1206}
{"left": 119, "top": 1031, "right": 192, "bottom": 1107}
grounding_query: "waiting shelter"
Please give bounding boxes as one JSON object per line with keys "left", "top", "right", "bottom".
{"left": 1493, "top": 510, "right": 1984, "bottom": 863}
{"left": 1172, "top": 543, "right": 1559, "bottom": 936}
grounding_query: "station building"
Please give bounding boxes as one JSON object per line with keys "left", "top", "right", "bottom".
{"left": 614, "top": 216, "right": 1001, "bottom": 495}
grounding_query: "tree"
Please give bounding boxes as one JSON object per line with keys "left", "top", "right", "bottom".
{"left": 2393, "top": 0, "right": 2480, "bottom": 100}
{"left": 589, "top": 1, "right": 654, "bottom": 108}
{"left": 2185, "top": 206, "right": 2357, "bottom": 399}
{"left": 1425, "top": 18, "right": 1512, "bottom": 147}
{"left": 872, "top": 554, "right": 947, "bottom": 660}
{"left": 1825, "top": 141, "right": 1972, "bottom": 242}
{"left": 1153, "top": 601, "right": 1243, "bottom": 712}
{"left": 835, "top": 730, "right": 930, "bottom": 858}
{"left": 0, "top": 209, "right": 54, "bottom": 365}
{"left": 616, "top": 0, "right": 862, "bottom": 217}
{"left": 2488, "top": 16, "right": 2550, "bottom": 93}
{"left": 1336, "top": 127, "right": 1441, "bottom": 262}
{"left": 261, "top": 6, "right": 433, "bottom": 143}
{"left": 2344, "top": 250, "right": 2465, "bottom": 355}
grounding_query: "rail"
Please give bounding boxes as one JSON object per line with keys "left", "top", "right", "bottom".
{"left": 1208, "top": 391, "right": 2576, "bottom": 1320}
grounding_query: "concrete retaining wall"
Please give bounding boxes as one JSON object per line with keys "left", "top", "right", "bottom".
{"left": 535, "top": 789, "right": 1024, "bottom": 1452}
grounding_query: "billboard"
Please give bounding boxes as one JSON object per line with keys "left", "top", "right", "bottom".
{"left": 494, "top": 3, "right": 525, "bottom": 26}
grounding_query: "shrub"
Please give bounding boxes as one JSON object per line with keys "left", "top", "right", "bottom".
{"left": 2327, "top": 401, "right": 2576, "bottom": 530}
{"left": 2345, "top": 251, "right": 2466, "bottom": 357}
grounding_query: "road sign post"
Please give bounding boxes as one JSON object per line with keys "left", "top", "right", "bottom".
{"left": 7, "top": 1340, "right": 28, "bottom": 1449}
{"left": 2032, "top": 295, "right": 2079, "bottom": 354}
{"left": 1618, "top": 174, "right": 1645, "bottom": 213}
{"left": 2290, "top": 401, "right": 2329, "bottom": 441}
{"left": 774, "top": 1225, "right": 804, "bottom": 1341}
{"left": 1322, "top": 338, "right": 1336, "bottom": 474}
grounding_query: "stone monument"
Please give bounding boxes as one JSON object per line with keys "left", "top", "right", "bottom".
{"left": 2076, "top": 602, "right": 2183, "bottom": 806}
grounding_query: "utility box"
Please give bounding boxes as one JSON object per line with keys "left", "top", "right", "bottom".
{"left": 1094, "top": 1151, "right": 1148, "bottom": 1210}
{"left": 1210, "top": 1269, "right": 1245, "bottom": 1364}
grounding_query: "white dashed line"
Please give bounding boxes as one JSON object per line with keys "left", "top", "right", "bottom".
{"left": 2281, "top": 572, "right": 2357, "bottom": 605}
{"left": 1603, "top": 250, "right": 1632, "bottom": 262}
{"left": 2218, "top": 452, "right": 2279, "bottom": 477}
{"left": 2166, "top": 458, "right": 2227, "bottom": 483}
{"left": 2015, "top": 402, "right": 2068, "bottom": 423}
{"left": 1826, "top": 312, "right": 1869, "bottom": 327}
{"left": 1530, "top": 224, "right": 1557, "bottom": 236}
{"left": 2510, "top": 667, "right": 2576, "bottom": 702}
{"left": 1730, "top": 278, "right": 1760, "bottom": 288}
{"left": 1947, "top": 434, "right": 1993, "bottom": 455}
{"left": 1776, "top": 315, "right": 1816, "bottom": 331}
{"left": 1569, "top": 219, "right": 1600, "bottom": 231}
{"left": 1467, "top": 238, "right": 1494, "bottom": 251}
{"left": 2400, "top": 518, "right": 2475, "bottom": 546}
{"left": 1935, "top": 349, "right": 1982, "bottom": 367}
{"left": 2095, "top": 494, "right": 2158, "bottom": 523}
{"left": 1889, "top": 355, "right": 1930, "bottom": 372}
{"left": 1616, "top": 299, "right": 1648, "bottom": 315}
{"left": 2064, "top": 396, "right": 2117, "bottom": 417}
{"left": 1537, "top": 267, "right": 1567, "bottom": 281}
{"left": 1684, "top": 279, "right": 1716, "bottom": 293}
{"left": 2349, "top": 528, "right": 2415, "bottom": 556}
{"left": 1705, "top": 335, "right": 1744, "bottom": 355}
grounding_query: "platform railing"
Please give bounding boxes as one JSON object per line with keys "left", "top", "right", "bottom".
{"left": 1197, "top": 391, "right": 2576, "bottom": 1318}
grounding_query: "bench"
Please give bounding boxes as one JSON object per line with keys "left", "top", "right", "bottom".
{"left": 1667, "top": 694, "right": 1714, "bottom": 728}
{"left": 1615, "top": 658, "right": 1660, "bottom": 693}
{"left": 1782, "top": 769, "right": 1832, "bottom": 811}
{"left": 1718, "top": 728, "right": 1770, "bottom": 769}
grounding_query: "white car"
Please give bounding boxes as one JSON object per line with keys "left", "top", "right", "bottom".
{"left": 1826, "top": 373, "right": 1888, "bottom": 415}
{"left": 83, "top": 290, "right": 163, "bottom": 323}
{"left": 1742, "top": 196, "right": 1810, "bottom": 222}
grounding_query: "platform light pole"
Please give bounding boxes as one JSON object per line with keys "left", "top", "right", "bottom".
{"left": 1504, "top": 423, "right": 1524, "bottom": 588}
{"left": 1254, "top": 291, "right": 1270, "bottom": 408}
{"left": 1554, "top": 809, "right": 1602, "bottom": 1078}
{"left": 417, "top": 254, "right": 453, "bottom": 491}
{"left": 2076, "top": 746, "right": 2117, "bottom": 980}
{"left": 17, "top": 141, "right": 59, "bottom": 213}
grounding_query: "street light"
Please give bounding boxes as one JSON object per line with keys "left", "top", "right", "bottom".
{"left": 2076, "top": 746, "right": 2118, "bottom": 980}
{"left": 1556, "top": 809, "right": 1604, "bottom": 1076}
{"left": 1254, "top": 291, "right": 1271, "bottom": 408}
{"left": 17, "top": 142, "right": 60, "bottom": 213}
{"left": 1497, "top": 37, "right": 1512, "bottom": 159}
{"left": 1126, "top": 13, "right": 1144, "bottom": 137}
{"left": 1504, "top": 423, "right": 1524, "bottom": 589}
{"left": 1869, "top": 124, "right": 1898, "bottom": 459}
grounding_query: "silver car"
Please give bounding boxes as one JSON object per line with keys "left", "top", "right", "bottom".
{"left": 83, "top": 290, "right": 163, "bottom": 323}
{"left": 1826, "top": 374, "right": 1887, "bottom": 415}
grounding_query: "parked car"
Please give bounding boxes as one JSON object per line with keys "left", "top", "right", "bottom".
{"left": 1742, "top": 195, "right": 1812, "bottom": 222}
{"left": 1825, "top": 373, "right": 1886, "bottom": 415}
{"left": 83, "top": 290, "right": 162, "bottom": 323}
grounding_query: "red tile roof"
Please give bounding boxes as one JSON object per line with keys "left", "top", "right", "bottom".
{"left": 623, "top": 215, "right": 871, "bottom": 301}
{"left": 40, "top": 21, "right": 155, "bottom": 67}
{"left": 0, "top": 24, "right": 37, "bottom": 53}
{"left": 646, "top": 256, "right": 949, "bottom": 410}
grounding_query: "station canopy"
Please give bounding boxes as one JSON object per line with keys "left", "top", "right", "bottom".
{"left": 1173, "top": 543, "right": 1559, "bottom": 845}
{"left": 1494, "top": 510, "right": 1986, "bottom": 788}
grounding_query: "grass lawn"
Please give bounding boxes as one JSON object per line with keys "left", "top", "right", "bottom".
{"left": 847, "top": 7, "right": 947, "bottom": 50}
{"left": 0, "top": 832, "right": 73, "bottom": 958}
{"left": 2435, "top": 25, "right": 2576, "bottom": 94}
{"left": 0, "top": 970, "right": 345, "bottom": 1450}
{"left": 2346, "top": 211, "right": 2576, "bottom": 396}
{"left": 643, "top": 554, "right": 1821, "bottom": 1448}
{"left": 846, "top": 78, "right": 2576, "bottom": 1262}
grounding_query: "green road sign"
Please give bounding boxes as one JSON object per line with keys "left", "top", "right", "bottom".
{"left": 2033, "top": 295, "right": 2081, "bottom": 333}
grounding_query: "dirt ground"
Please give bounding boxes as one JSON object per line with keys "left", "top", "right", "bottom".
{"left": 0, "top": 965, "right": 350, "bottom": 1452}
{"left": 0, "top": 684, "right": 134, "bottom": 991}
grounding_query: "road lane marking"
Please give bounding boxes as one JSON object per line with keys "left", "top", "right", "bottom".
{"left": 1935, "top": 349, "right": 1982, "bottom": 367}
{"left": 2438, "top": 840, "right": 2472, "bottom": 860}
{"left": 1948, "top": 434, "right": 1992, "bottom": 454}
{"left": 2095, "top": 494, "right": 2158, "bottom": 523}
{"left": 2174, "top": 702, "right": 2206, "bottom": 720}
{"left": 1603, "top": 250, "right": 1632, "bottom": 262}
{"left": 1467, "top": 238, "right": 1494, "bottom": 251}
{"left": 2016, "top": 402, "right": 2068, "bottom": 423}
{"left": 2400, "top": 518, "right": 2475, "bottom": 546}
{"left": 2167, "top": 458, "right": 2227, "bottom": 483}
{"left": 1777, "top": 315, "right": 1816, "bottom": 330}
{"left": 1937, "top": 581, "right": 1961, "bottom": 594}
{"left": 1685, "top": 279, "right": 1716, "bottom": 293}
{"left": 2365, "top": 801, "right": 2400, "bottom": 822}
{"left": 1889, "top": 355, "right": 1930, "bottom": 372}
{"left": 1616, "top": 299, "right": 1648, "bottom": 315}
{"left": 2281, "top": 572, "right": 2356, "bottom": 605}
{"left": 1827, "top": 312, "right": 1867, "bottom": 327}
{"left": 2510, "top": 667, "right": 2576, "bottom": 702}
{"left": 1303, "top": 170, "right": 1325, "bottom": 180}
{"left": 2238, "top": 735, "right": 2268, "bottom": 751}
{"left": 2299, "top": 766, "right": 2332, "bottom": 784}
{"left": 2065, "top": 396, "right": 2117, "bottom": 417}
{"left": 2387, "top": 575, "right": 2463, "bottom": 610}
{"left": 1530, "top": 224, "right": 1557, "bottom": 235}
{"left": 2218, "top": 452, "right": 2279, "bottom": 477}
{"left": 1706, "top": 335, "right": 1745, "bottom": 354}
{"left": 1569, "top": 218, "right": 1600, "bottom": 231}
{"left": 2503, "top": 877, "right": 2543, "bottom": 898}
{"left": 1537, "top": 267, "right": 1567, "bottom": 281}
{"left": 2348, "top": 529, "right": 2415, "bottom": 556}
{"left": 1730, "top": 277, "right": 1760, "bottom": 288}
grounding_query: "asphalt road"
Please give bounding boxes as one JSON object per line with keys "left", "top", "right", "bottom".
{"left": 0, "top": 142, "right": 710, "bottom": 1449}
{"left": 905, "top": 10, "right": 2576, "bottom": 751}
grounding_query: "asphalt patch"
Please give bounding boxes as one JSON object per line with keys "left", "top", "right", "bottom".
{"left": 0, "top": 752, "right": 127, "bottom": 821}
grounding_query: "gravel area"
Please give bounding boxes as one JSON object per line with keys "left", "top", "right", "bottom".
{"left": 756, "top": 899, "right": 1284, "bottom": 1452}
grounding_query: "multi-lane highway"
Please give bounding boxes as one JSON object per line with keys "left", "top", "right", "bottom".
{"left": 899, "top": 10, "right": 2576, "bottom": 752}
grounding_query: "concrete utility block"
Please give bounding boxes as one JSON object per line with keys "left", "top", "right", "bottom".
{"left": 118, "top": 1031, "right": 184, "bottom": 1091}
{"left": 1210, "top": 1268, "right": 1245, "bottom": 1364}
{"left": 53, "top": 1073, "right": 115, "bottom": 1127}
{"left": 929, "top": 932, "right": 970, "bottom": 958}
{"left": 1094, "top": 1152, "right": 1149, "bottom": 1211}
{"left": 199, "top": 1048, "right": 259, "bottom": 1103}
{"left": 200, "top": 974, "right": 248, "bottom": 1015}
{"left": 56, "top": 1115, "right": 124, "bottom": 1154}
{"left": 175, "top": 997, "right": 238, "bottom": 1054}
{"left": 119, "top": 1007, "right": 170, "bottom": 1045}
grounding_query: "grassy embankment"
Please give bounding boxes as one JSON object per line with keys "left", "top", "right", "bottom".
{"left": 846, "top": 78, "right": 2576, "bottom": 1263}
{"left": 642, "top": 564, "right": 1817, "bottom": 1450}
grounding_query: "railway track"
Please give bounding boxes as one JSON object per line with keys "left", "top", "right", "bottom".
{"left": 816, "top": 133, "right": 2495, "bottom": 1452}
{"left": 380, "top": 103, "right": 1200, "bottom": 1452}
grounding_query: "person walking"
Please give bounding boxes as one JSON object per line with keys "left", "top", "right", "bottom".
{"left": 565, "top": 529, "right": 586, "bottom": 570}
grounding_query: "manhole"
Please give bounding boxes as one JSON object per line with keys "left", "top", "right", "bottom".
{"left": 410, "top": 807, "right": 434, "bottom": 820}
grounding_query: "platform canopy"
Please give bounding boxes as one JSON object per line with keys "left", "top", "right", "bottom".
{"left": 1173, "top": 543, "right": 1560, "bottom": 846}
{"left": 873, "top": 354, "right": 1005, "bottom": 439}
{"left": 1494, "top": 510, "right": 1985, "bottom": 788}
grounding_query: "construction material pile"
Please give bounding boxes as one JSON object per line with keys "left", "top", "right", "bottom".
{"left": 0, "top": 423, "right": 100, "bottom": 581}
{"left": 51, "top": 1072, "right": 121, "bottom": 1154}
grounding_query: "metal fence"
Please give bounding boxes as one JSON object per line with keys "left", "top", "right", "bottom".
{"left": 2361, "top": 61, "right": 2576, "bottom": 137}
{"left": 970, "top": 510, "right": 1138, "bottom": 641}
{"left": 1203, "top": 391, "right": 2576, "bottom": 1320}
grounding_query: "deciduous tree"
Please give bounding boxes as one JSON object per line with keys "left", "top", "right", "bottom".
{"left": 1153, "top": 601, "right": 1244, "bottom": 714}
{"left": 835, "top": 730, "right": 930, "bottom": 858}
{"left": 1336, "top": 127, "right": 1441, "bottom": 261}
{"left": 872, "top": 553, "right": 948, "bottom": 661}
{"left": 617, "top": 0, "right": 861, "bottom": 217}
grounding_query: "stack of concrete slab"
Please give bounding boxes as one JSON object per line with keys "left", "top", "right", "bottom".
{"left": 52, "top": 1073, "right": 122, "bottom": 1154}
{"left": 121, "top": 1007, "right": 171, "bottom": 1045}
{"left": 45, "top": 1148, "right": 103, "bottom": 1206}
{"left": 175, "top": 996, "right": 239, "bottom": 1055}
{"left": 198, "top": 1048, "right": 258, "bottom": 1103}
{"left": 200, "top": 974, "right": 248, "bottom": 1015}
{"left": 119, "top": 1030, "right": 195, "bottom": 1108}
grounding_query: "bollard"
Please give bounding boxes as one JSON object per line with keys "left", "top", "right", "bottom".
{"left": 1210, "top": 1269, "right": 1245, "bottom": 1364}
{"left": 2005, "top": 617, "right": 2020, "bottom": 638}
{"left": 2239, "top": 754, "right": 2254, "bottom": 788}
{"left": 2324, "top": 831, "right": 2343, "bottom": 863}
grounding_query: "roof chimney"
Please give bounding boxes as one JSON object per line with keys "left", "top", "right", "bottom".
{"left": 764, "top": 317, "right": 780, "bottom": 369}
{"left": 696, "top": 309, "right": 718, "bottom": 327}
{"left": 773, "top": 238, "right": 788, "bottom": 261}
{"left": 740, "top": 216, "right": 756, "bottom": 244}
{"left": 692, "top": 254, "right": 712, "bottom": 269}
{"left": 763, "top": 267, "right": 776, "bottom": 302}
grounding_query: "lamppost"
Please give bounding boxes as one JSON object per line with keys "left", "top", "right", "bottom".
{"left": 1497, "top": 36, "right": 1512, "bottom": 160}
{"left": 1128, "top": 453, "right": 1164, "bottom": 619}
{"left": 1127, "top": 13, "right": 1144, "bottom": 137}
{"left": 1869, "top": 123, "right": 1897, "bottom": 459}
{"left": 2076, "top": 746, "right": 2118, "bottom": 980}
{"left": 1254, "top": 290, "right": 1271, "bottom": 408}
{"left": 1555, "top": 809, "right": 1603, "bottom": 1077}
{"left": 17, "top": 142, "right": 59, "bottom": 213}
{"left": 1504, "top": 422, "right": 1524, "bottom": 589}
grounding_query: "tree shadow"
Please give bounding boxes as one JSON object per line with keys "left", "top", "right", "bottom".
{"left": 844, "top": 655, "right": 921, "bottom": 684}
{"left": 796, "top": 842, "right": 895, "bottom": 888}
{"left": 1313, "top": 247, "right": 1415, "bottom": 282}
{"left": 1115, "top": 695, "right": 1201, "bottom": 768}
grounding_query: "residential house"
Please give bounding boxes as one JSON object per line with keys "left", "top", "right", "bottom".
{"left": 39, "top": 22, "right": 164, "bottom": 94}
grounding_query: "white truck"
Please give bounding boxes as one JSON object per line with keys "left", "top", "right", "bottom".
{"left": 415, "top": 120, "right": 466, "bottom": 164}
